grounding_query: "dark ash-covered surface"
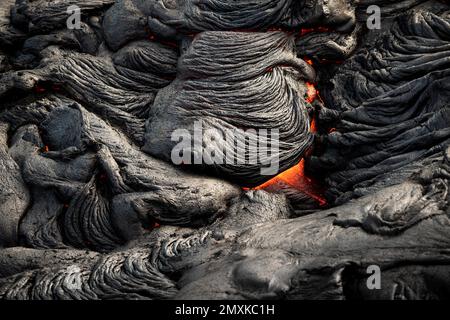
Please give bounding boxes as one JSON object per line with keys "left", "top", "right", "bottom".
{"left": 0, "top": 0, "right": 449, "bottom": 300}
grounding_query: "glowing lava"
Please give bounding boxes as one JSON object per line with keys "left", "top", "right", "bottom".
{"left": 247, "top": 81, "right": 327, "bottom": 207}
{"left": 306, "top": 82, "right": 318, "bottom": 104}
{"left": 34, "top": 85, "right": 46, "bottom": 93}
{"left": 253, "top": 159, "right": 327, "bottom": 207}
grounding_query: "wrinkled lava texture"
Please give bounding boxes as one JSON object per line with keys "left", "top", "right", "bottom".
{"left": 0, "top": 0, "right": 450, "bottom": 300}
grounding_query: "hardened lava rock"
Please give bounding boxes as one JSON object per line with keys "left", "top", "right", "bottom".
{"left": 313, "top": 8, "right": 450, "bottom": 204}
{"left": 1, "top": 157, "right": 450, "bottom": 299}
{"left": 0, "top": 0, "right": 450, "bottom": 300}
{"left": 144, "top": 31, "right": 315, "bottom": 186}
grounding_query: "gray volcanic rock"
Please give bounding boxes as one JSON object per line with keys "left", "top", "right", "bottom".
{"left": 144, "top": 31, "right": 315, "bottom": 186}
{"left": 0, "top": 123, "right": 30, "bottom": 247}
{"left": 17, "top": 0, "right": 114, "bottom": 33}
{"left": 103, "top": 0, "right": 147, "bottom": 51}
{"left": 313, "top": 9, "right": 450, "bottom": 204}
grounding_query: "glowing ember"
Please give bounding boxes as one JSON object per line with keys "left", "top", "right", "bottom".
{"left": 310, "top": 118, "right": 318, "bottom": 133}
{"left": 306, "top": 82, "right": 318, "bottom": 103}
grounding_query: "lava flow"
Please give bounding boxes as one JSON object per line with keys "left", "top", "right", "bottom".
{"left": 253, "top": 159, "right": 327, "bottom": 207}
{"left": 305, "top": 82, "right": 318, "bottom": 104}
{"left": 248, "top": 82, "right": 327, "bottom": 207}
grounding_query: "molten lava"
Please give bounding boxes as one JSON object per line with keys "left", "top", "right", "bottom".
{"left": 306, "top": 82, "right": 318, "bottom": 104}
{"left": 249, "top": 82, "right": 327, "bottom": 207}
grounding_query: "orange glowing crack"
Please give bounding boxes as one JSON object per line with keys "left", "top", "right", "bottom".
{"left": 254, "top": 160, "right": 306, "bottom": 191}
{"left": 306, "top": 82, "right": 318, "bottom": 104}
